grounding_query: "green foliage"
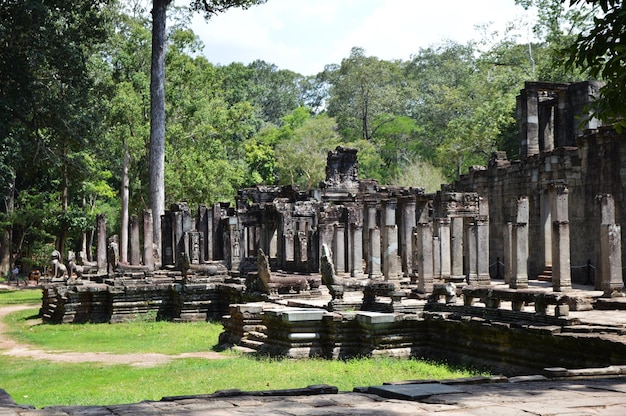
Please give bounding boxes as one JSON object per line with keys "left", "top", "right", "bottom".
{"left": 562, "top": 0, "right": 626, "bottom": 130}
{"left": 325, "top": 47, "right": 407, "bottom": 142}
{"left": 392, "top": 158, "right": 448, "bottom": 194}
{"left": 275, "top": 113, "right": 341, "bottom": 190}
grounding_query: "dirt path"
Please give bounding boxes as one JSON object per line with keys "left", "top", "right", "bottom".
{"left": 0, "top": 304, "right": 227, "bottom": 367}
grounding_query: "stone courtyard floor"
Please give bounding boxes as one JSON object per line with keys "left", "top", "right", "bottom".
{"left": 2, "top": 375, "right": 626, "bottom": 415}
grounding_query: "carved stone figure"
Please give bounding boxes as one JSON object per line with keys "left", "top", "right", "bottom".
{"left": 444, "top": 282, "right": 457, "bottom": 304}
{"left": 320, "top": 243, "right": 344, "bottom": 300}
{"left": 67, "top": 250, "right": 83, "bottom": 279}
{"left": 255, "top": 248, "right": 307, "bottom": 294}
{"left": 50, "top": 250, "right": 67, "bottom": 281}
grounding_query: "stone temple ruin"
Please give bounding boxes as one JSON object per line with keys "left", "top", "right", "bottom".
{"left": 40, "top": 81, "right": 626, "bottom": 375}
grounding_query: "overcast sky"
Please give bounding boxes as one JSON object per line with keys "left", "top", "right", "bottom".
{"left": 184, "top": 0, "right": 537, "bottom": 76}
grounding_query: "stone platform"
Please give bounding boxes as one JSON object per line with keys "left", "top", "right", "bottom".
{"left": 2, "top": 372, "right": 626, "bottom": 415}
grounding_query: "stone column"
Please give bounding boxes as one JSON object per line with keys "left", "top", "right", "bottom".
{"left": 174, "top": 211, "right": 183, "bottom": 263}
{"left": 465, "top": 220, "right": 479, "bottom": 284}
{"left": 96, "top": 213, "right": 107, "bottom": 273}
{"left": 269, "top": 229, "right": 278, "bottom": 259}
{"left": 433, "top": 236, "right": 441, "bottom": 281}
{"left": 188, "top": 231, "right": 202, "bottom": 264}
{"left": 333, "top": 224, "right": 346, "bottom": 274}
{"left": 450, "top": 216, "right": 464, "bottom": 281}
{"left": 368, "top": 227, "right": 382, "bottom": 278}
{"left": 381, "top": 199, "right": 397, "bottom": 278}
{"left": 400, "top": 197, "right": 417, "bottom": 277}
{"left": 475, "top": 215, "right": 491, "bottom": 285}
{"left": 383, "top": 225, "right": 400, "bottom": 281}
{"left": 416, "top": 222, "right": 434, "bottom": 293}
{"left": 129, "top": 215, "right": 141, "bottom": 266}
{"left": 525, "top": 87, "right": 540, "bottom": 157}
{"left": 228, "top": 216, "right": 241, "bottom": 271}
{"left": 143, "top": 209, "right": 154, "bottom": 271}
{"left": 511, "top": 196, "right": 529, "bottom": 289}
{"left": 207, "top": 203, "right": 225, "bottom": 260}
{"left": 598, "top": 194, "right": 623, "bottom": 297}
{"left": 551, "top": 184, "right": 572, "bottom": 291}
{"left": 197, "top": 205, "right": 209, "bottom": 261}
{"left": 437, "top": 217, "right": 451, "bottom": 281}
{"left": 364, "top": 201, "right": 377, "bottom": 276}
{"left": 503, "top": 222, "right": 514, "bottom": 285}
{"left": 476, "top": 197, "right": 490, "bottom": 285}
{"left": 381, "top": 199, "right": 397, "bottom": 228}
{"left": 161, "top": 212, "right": 174, "bottom": 266}
{"left": 350, "top": 224, "right": 364, "bottom": 277}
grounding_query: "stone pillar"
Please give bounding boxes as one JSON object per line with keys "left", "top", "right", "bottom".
{"left": 381, "top": 199, "right": 397, "bottom": 228}
{"left": 476, "top": 197, "right": 490, "bottom": 285}
{"left": 437, "top": 217, "right": 451, "bottom": 281}
{"left": 368, "top": 227, "right": 382, "bottom": 278}
{"left": 400, "top": 197, "right": 417, "bottom": 277}
{"left": 503, "top": 222, "right": 514, "bottom": 285}
{"left": 333, "top": 224, "right": 346, "bottom": 274}
{"left": 511, "top": 196, "right": 529, "bottom": 289}
{"left": 96, "top": 214, "right": 107, "bottom": 273}
{"left": 207, "top": 203, "right": 225, "bottom": 260}
{"left": 465, "top": 220, "right": 478, "bottom": 284}
{"left": 541, "top": 190, "right": 552, "bottom": 269}
{"left": 284, "top": 229, "right": 295, "bottom": 264}
{"left": 381, "top": 199, "right": 397, "bottom": 278}
{"left": 598, "top": 194, "right": 623, "bottom": 297}
{"left": 450, "top": 216, "right": 464, "bottom": 281}
{"left": 269, "top": 229, "right": 278, "bottom": 259}
{"left": 525, "top": 87, "right": 540, "bottom": 157}
{"left": 174, "top": 211, "right": 183, "bottom": 263}
{"left": 350, "top": 224, "right": 364, "bottom": 277}
{"left": 129, "top": 215, "right": 141, "bottom": 266}
{"left": 433, "top": 236, "right": 441, "bottom": 281}
{"left": 187, "top": 231, "right": 202, "bottom": 264}
{"left": 228, "top": 216, "right": 241, "bottom": 271}
{"left": 143, "top": 209, "right": 154, "bottom": 271}
{"left": 383, "top": 225, "right": 400, "bottom": 281}
{"left": 475, "top": 230, "right": 490, "bottom": 285}
{"left": 551, "top": 184, "right": 572, "bottom": 291}
{"left": 364, "top": 201, "right": 377, "bottom": 276}
{"left": 416, "top": 223, "right": 434, "bottom": 293}
{"left": 197, "top": 205, "right": 209, "bottom": 261}
{"left": 161, "top": 213, "right": 174, "bottom": 266}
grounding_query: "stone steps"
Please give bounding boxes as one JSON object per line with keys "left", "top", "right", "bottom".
{"left": 537, "top": 266, "right": 553, "bottom": 282}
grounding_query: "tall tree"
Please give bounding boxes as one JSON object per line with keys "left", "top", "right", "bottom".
{"left": 325, "top": 48, "right": 407, "bottom": 142}
{"left": 149, "top": 0, "right": 266, "bottom": 263}
{"left": 0, "top": 0, "right": 114, "bottom": 271}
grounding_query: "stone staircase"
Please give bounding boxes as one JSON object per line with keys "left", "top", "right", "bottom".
{"left": 537, "top": 266, "right": 553, "bottom": 282}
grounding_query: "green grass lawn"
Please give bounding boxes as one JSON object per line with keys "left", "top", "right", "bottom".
{"left": 0, "top": 288, "right": 42, "bottom": 305}
{"left": 0, "top": 291, "right": 485, "bottom": 408}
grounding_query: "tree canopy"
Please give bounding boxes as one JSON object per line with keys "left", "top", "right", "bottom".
{"left": 0, "top": 0, "right": 616, "bottom": 272}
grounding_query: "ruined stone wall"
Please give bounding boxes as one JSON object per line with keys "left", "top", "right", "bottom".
{"left": 453, "top": 127, "right": 626, "bottom": 283}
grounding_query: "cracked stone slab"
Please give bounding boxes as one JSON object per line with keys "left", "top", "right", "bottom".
{"left": 367, "top": 383, "right": 465, "bottom": 401}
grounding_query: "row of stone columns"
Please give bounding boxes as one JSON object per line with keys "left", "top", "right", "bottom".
{"left": 95, "top": 209, "right": 155, "bottom": 273}
{"left": 503, "top": 186, "right": 621, "bottom": 296}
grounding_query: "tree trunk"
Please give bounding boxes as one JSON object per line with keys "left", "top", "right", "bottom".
{"left": 149, "top": 0, "right": 171, "bottom": 266}
{"left": 57, "top": 147, "right": 69, "bottom": 256}
{"left": 120, "top": 141, "right": 130, "bottom": 263}
{"left": 0, "top": 172, "right": 15, "bottom": 276}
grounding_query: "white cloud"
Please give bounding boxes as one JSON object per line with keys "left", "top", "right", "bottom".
{"left": 186, "top": 0, "right": 536, "bottom": 75}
